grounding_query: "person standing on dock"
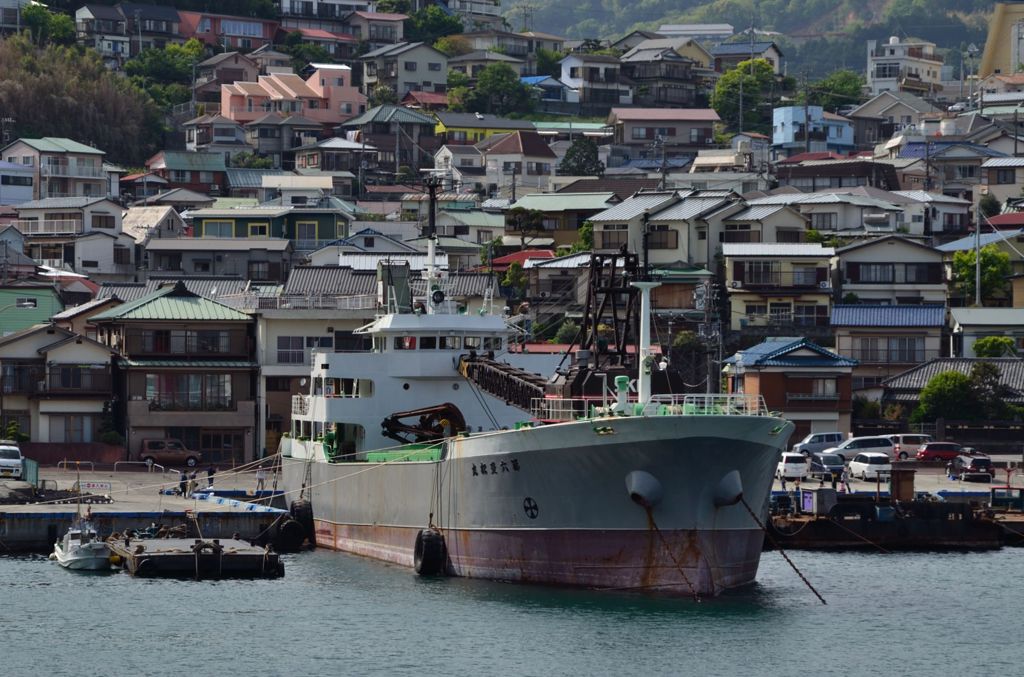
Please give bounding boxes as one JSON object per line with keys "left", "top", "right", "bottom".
{"left": 207, "top": 464, "right": 216, "bottom": 488}
{"left": 255, "top": 466, "right": 267, "bottom": 493}
{"left": 187, "top": 470, "right": 198, "bottom": 497}
{"left": 840, "top": 468, "right": 851, "bottom": 493}
{"left": 178, "top": 470, "right": 187, "bottom": 497}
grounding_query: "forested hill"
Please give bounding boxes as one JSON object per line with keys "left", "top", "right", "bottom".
{"left": 510, "top": 0, "right": 997, "bottom": 77}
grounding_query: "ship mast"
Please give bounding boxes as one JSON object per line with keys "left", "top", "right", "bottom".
{"left": 424, "top": 175, "right": 442, "bottom": 315}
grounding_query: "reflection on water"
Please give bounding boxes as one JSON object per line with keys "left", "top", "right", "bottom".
{"left": 2, "top": 547, "right": 1019, "bottom": 675}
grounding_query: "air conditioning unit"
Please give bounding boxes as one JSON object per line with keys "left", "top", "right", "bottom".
{"left": 730, "top": 280, "right": 743, "bottom": 289}
{"left": 819, "top": 281, "right": 830, "bottom": 289}
{"left": 705, "top": 137, "right": 714, "bottom": 144}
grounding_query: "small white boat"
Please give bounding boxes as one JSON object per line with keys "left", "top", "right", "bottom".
{"left": 52, "top": 520, "right": 112, "bottom": 571}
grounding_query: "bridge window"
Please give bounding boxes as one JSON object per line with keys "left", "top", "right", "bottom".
{"left": 484, "top": 337, "right": 503, "bottom": 350}
{"left": 465, "top": 336, "right": 482, "bottom": 349}
{"left": 440, "top": 336, "right": 461, "bottom": 350}
{"left": 420, "top": 336, "right": 437, "bottom": 349}
{"left": 394, "top": 336, "right": 417, "bottom": 350}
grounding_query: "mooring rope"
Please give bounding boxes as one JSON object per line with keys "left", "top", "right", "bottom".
{"left": 648, "top": 514, "right": 701, "bottom": 603}
{"left": 740, "top": 496, "right": 827, "bottom": 605}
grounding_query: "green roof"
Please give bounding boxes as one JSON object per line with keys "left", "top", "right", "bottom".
{"left": 15, "top": 137, "right": 104, "bottom": 155}
{"left": 441, "top": 210, "right": 505, "bottom": 228}
{"left": 91, "top": 281, "right": 251, "bottom": 322}
{"left": 511, "top": 192, "right": 617, "bottom": 212}
{"left": 154, "top": 151, "right": 227, "bottom": 172}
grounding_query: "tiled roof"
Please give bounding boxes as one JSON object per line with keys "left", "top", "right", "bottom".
{"left": 898, "top": 142, "right": 1006, "bottom": 160}
{"left": 341, "top": 105, "right": 435, "bottom": 127}
{"left": 436, "top": 113, "right": 535, "bottom": 130}
{"left": 891, "top": 190, "right": 971, "bottom": 204}
{"left": 986, "top": 212, "right": 1024, "bottom": 227}
{"left": 724, "top": 205, "right": 793, "bottom": 221}
{"left": 483, "top": 130, "right": 556, "bottom": 158}
{"left": 710, "top": 41, "right": 779, "bottom": 56}
{"left": 830, "top": 304, "right": 946, "bottom": 328}
{"left": 491, "top": 249, "right": 555, "bottom": 265}
{"left": 50, "top": 297, "right": 119, "bottom": 320}
{"left": 283, "top": 266, "right": 377, "bottom": 295}
{"left": 981, "top": 157, "right": 1024, "bottom": 168}
{"left": 589, "top": 191, "right": 678, "bottom": 221}
{"left": 722, "top": 243, "right": 834, "bottom": 257}
{"left": 935, "top": 229, "right": 1024, "bottom": 252}
{"left": 150, "top": 151, "right": 227, "bottom": 172}
{"left": 724, "top": 337, "right": 857, "bottom": 368}
{"left": 411, "top": 272, "right": 494, "bottom": 297}
{"left": 81, "top": 4, "right": 124, "bottom": 21}
{"left": 510, "top": 192, "right": 616, "bottom": 212}
{"left": 401, "top": 90, "right": 448, "bottom": 106}
{"left": 14, "top": 138, "right": 103, "bottom": 154}
{"left": 91, "top": 280, "right": 251, "bottom": 322}
{"left": 96, "top": 277, "right": 252, "bottom": 301}
{"left": 882, "top": 358, "right": 1024, "bottom": 402}
{"left": 440, "top": 210, "right": 505, "bottom": 228}
{"left": 226, "top": 169, "right": 291, "bottom": 189}
{"left": 557, "top": 178, "right": 660, "bottom": 200}
{"left": 14, "top": 197, "right": 109, "bottom": 210}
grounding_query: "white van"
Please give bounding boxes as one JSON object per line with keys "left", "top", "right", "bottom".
{"left": 822, "top": 435, "right": 896, "bottom": 462}
{"left": 792, "top": 431, "right": 844, "bottom": 456}
{"left": 776, "top": 452, "right": 808, "bottom": 480}
{"left": 0, "top": 440, "right": 24, "bottom": 480}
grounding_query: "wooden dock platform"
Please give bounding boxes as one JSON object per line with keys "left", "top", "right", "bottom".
{"left": 108, "top": 538, "right": 284, "bottom": 580}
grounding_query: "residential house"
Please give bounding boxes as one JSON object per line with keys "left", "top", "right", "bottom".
{"left": 619, "top": 45, "right": 700, "bottom": 108}
{"left": 503, "top": 192, "right": 618, "bottom": 247}
{"left": 720, "top": 204, "right": 808, "bottom": 245}
{"left": 710, "top": 41, "right": 784, "bottom": 75}
{"left": 880, "top": 358, "right": 1024, "bottom": 417}
{"left": 723, "top": 243, "right": 835, "bottom": 338}
{"left": 359, "top": 42, "right": 448, "bottom": 97}
{"left": 225, "top": 168, "right": 290, "bottom": 199}
{"left": 892, "top": 140, "right": 1007, "bottom": 203}
{"left": 0, "top": 227, "right": 38, "bottom": 281}
{"left": 774, "top": 158, "right": 905, "bottom": 193}
{"left": 0, "top": 160, "right": 34, "bottom": 205}
{"left": 0, "top": 324, "right": 117, "bottom": 448}
{"left": 75, "top": 4, "right": 130, "bottom": 67}
{"left": 521, "top": 76, "right": 570, "bottom": 110}
{"left": 144, "top": 237, "right": 293, "bottom": 281}
{"left": 186, "top": 198, "right": 352, "bottom": 253}
{"left": 1, "top": 137, "right": 109, "bottom": 201}
{"left": 434, "top": 112, "right": 534, "bottom": 146}
{"left": 555, "top": 177, "right": 662, "bottom": 200}
{"left": 950, "top": 308, "right": 1024, "bottom": 357}
{"left": 182, "top": 115, "right": 248, "bottom": 157}
{"left": 846, "top": 91, "right": 941, "bottom": 148}
{"left": 449, "top": 50, "right": 525, "bottom": 79}
{"left": 560, "top": 54, "right": 633, "bottom": 113}
{"left": 134, "top": 187, "right": 215, "bottom": 212}
{"left": 447, "top": 1, "right": 506, "bottom": 32}
{"left": 115, "top": 2, "right": 181, "bottom": 56}
{"left": 435, "top": 209, "right": 504, "bottom": 244}
{"left": 630, "top": 36, "right": 715, "bottom": 70}
{"left": 723, "top": 337, "right": 857, "bottom": 440}
{"left": 0, "top": 284, "right": 63, "bottom": 336}
{"left": 772, "top": 106, "right": 854, "bottom": 158}
{"left": 278, "top": 0, "right": 366, "bottom": 33}
{"left": 834, "top": 235, "right": 946, "bottom": 305}
{"left": 242, "top": 113, "right": 325, "bottom": 169}
{"left": 221, "top": 65, "right": 365, "bottom": 131}
{"left": 338, "top": 105, "right": 439, "bottom": 172}
{"left": 248, "top": 44, "right": 292, "bottom": 72}
{"left": 480, "top": 131, "right": 557, "bottom": 198}
{"left": 12, "top": 197, "right": 135, "bottom": 281}
{"left": 866, "top": 36, "right": 943, "bottom": 97}
{"left": 291, "top": 27, "right": 358, "bottom": 59}
{"left": 293, "top": 137, "right": 378, "bottom": 178}
{"left": 890, "top": 190, "right": 971, "bottom": 237}
{"left": 121, "top": 204, "right": 186, "bottom": 267}
{"left": 145, "top": 151, "right": 228, "bottom": 196}
{"left": 746, "top": 192, "right": 903, "bottom": 234}
{"left": 341, "top": 11, "right": 405, "bottom": 51}
{"left": 192, "top": 52, "right": 259, "bottom": 106}
{"left": 459, "top": 30, "right": 536, "bottom": 64}
{"left": 0, "top": 0, "right": 28, "bottom": 35}
{"left": 730, "top": 131, "right": 770, "bottom": 172}
{"left": 120, "top": 172, "right": 168, "bottom": 202}
{"left": 434, "top": 144, "right": 482, "bottom": 175}
{"left": 606, "top": 108, "right": 720, "bottom": 160}
{"left": 177, "top": 11, "right": 278, "bottom": 52}
{"left": 92, "top": 281, "right": 259, "bottom": 464}
{"left": 980, "top": 157, "right": 1024, "bottom": 209}
{"left": 831, "top": 304, "right": 946, "bottom": 394}
{"left": 610, "top": 30, "right": 662, "bottom": 53}
{"left": 936, "top": 227, "right": 1024, "bottom": 280}
{"left": 51, "top": 297, "right": 123, "bottom": 340}
{"left": 400, "top": 90, "right": 449, "bottom": 111}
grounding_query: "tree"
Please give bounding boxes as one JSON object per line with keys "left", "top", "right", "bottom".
{"left": 369, "top": 84, "right": 398, "bottom": 107}
{"left": 711, "top": 59, "right": 777, "bottom": 134}
{"left": 970, "top": 361, "right": 1014, "bottom": 420}
{"left": 375, "top": 0, "right": 410, "bottom": 12}
{"left": 808, "top": 69, "right": 864, "bottom": 112}
{"left": 911, "top": 371, "right": 980, "bottom": 423}
{"left": 406, "top": 6, "right": 463, "bottom": 45}
{"left": 280, "top": 31, "right": 332, "bottom": 70}
{"left": 535, "top": 47, "right": 564, "bottom": 78}
{"left": 231, "top": 152, "right": 274, "bottom": 169}
{"left": 951, "top": 244, "right": 1011, "bottom": 304}
{"left": 979, "top": 192, "right": 1001, "bottom": 218}
{"left": 506, "top": 207, "right": 545, "bottom": 250}
{"left": 557, "top": 137, "right": 604, "bottom": 177}
{"left": 570, "top": 221, "right": 594, "bottom": 253}
{"left": 124, "top": 38, "right": 205, "bottom": 108}
{"left": 502, "top": 261, "right": 528, "bottom": 299}
{"left": 552, "top": 319, "right": 580, "bottom": 344}
{"left": 462, "top": 63, "right": 534, "bottom": 116}
{"left": 434, "top": 35, "right": 472, "bottom": 57}
{"left": 973, "top": 335, "right": 1017, "bottom": 358}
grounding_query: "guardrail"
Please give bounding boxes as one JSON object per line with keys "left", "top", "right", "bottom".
{"left": 57, "top": 460, "right": 95, "bottom": 471}
{"left": 113, "top": 460, "right": 168, "bottom": 473}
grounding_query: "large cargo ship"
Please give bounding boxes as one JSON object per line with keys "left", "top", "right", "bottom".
{"left": 280, "top": 207, "right": 793, "bottom": 596}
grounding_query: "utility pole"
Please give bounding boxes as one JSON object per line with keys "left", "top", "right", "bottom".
{"left": 135, "top": 10, "right": 142, "bottom": 57}
{"left": 975, "top": 212, "right": 982, "bottom": 307}
{"left": 803, "top": 74, "right": 811, "bottom": 154}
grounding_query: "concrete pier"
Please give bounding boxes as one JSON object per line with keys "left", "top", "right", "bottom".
{"left": 0, "top": 468, "right": 286, "bottom": 553}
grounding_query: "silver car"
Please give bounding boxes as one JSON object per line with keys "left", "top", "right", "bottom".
{"left": 792, "top": 431, "right": 844, "bottom": 457}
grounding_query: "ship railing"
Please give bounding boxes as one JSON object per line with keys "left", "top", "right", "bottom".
{"left": 292, "top": 394, "right": 309, "bottom": 416}
{"left": 530, "top": 397, "right": 593, "bottom": 422}
{"left": 530, "top": 393, "right": 771, "bottom": 421}
{"left": 676, "top": 394, "right": 770, "bottom": 416}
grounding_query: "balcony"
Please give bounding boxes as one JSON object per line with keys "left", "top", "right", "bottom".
{"left": 40, "top": 163, "right": 107, "bottom": 179}
{"left": 147, "top": 396, "right": 237, "bottom": 412}
{"left": 14, "top": 219, "right": 84, "bottom": 236}
{"left": 731, "top": 269, "right": 829, "bottom": 290}
{"left": 292, "top": 394, "right": 309, "bottom": 416}
{"left": 123, "top": 329, "right": 251, "bottom": 359}
{"left": 218, "top": 293, "right": 378, "bottom": 311}
{"left": 41, "top": 369, "right": 112, "bottom": 394}
{"left": 785, "top": 392, "right": 845, "bottom": 410}
{"left": 845, "top": 348, "right": 941, "bottom": 365}
{"left": 1, "top": 365, "right": 44, "bottom": 394}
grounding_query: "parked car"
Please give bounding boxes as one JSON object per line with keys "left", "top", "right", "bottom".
{"left": 776, "top": 452, "right": 808, "bottom": 480}
{"left": 948, "top": 101, "right": 967, "bottom": 112}
{"left": 849, "top": 452, "right": 892, "bottom": 480}
{"left": 886, "top": 434, "right": 934, "bottom": 460}
{"left": 809, "top": 452, "right": 846, "bottom": 480}
{"left": 951, "top": 454, "right": 994, "bottom": 478}
{"left": 915, "top": 442, "right": 964, "bottom": 462}
{"left": 137, "top": 439, "right": 202, "bottom": 467}
{"left": 823, "top": 435, "right": 896, "bottom": 462}
{"left": 792, "top": 431, "right": 844, "bottom": 456}
{"left": 0, "top": 440, "right": 24, "bottom": 480}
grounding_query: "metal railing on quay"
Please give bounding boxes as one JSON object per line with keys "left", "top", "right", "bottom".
{"left": 57, "top": 460, "right": 95, "bottom": 471}
{"left": 113, "top": 460, "right": 168, "bottom": 473}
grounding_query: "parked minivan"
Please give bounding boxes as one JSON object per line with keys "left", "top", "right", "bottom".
{"left": 792, "top": 431, "right": 844, "bottom": 457}
{"left": 0, "top": 440, "right": 24, "bottom": 480}
{"left": 776, "top": 452, "right": 808, "bottom": 480}
{"left": 137, "top": 439, "right": 202, "bottom": 467}
{"left": 886, "top": 434, "right": 933, "bottom": 460}
{"left": 822, "top": 435, "right": 896, "bottom": 462}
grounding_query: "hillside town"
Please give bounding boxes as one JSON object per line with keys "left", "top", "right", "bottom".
{"left": 2, "top": 0, "right": 1024, "bottom": 468}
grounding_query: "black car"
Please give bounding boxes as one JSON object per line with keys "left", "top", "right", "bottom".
{"left": 809, "top": 452, "right": 846, "bottom": 480}
{"left": 951, "top": 454, "right": 994, "bottom": 480}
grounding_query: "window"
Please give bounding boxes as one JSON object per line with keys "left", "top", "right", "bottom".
{"left": 199, "top": 171, "right": 214, "bottom": 184}
{"left": 632, "top": 127, "right": 650, "bottom": 139}
{"left": 266, "top": 377, "right": 291, "bottom": 392}
{"left": 745, "top": 260, "right": 780, "bottom": 285}
{"left": 689, "top": 128, "right": 700, "bottom": 143}
{"left": 222, "top": 19, "right": 262, "bottom": 37}
{"left": 114, "top": 247, "right": 131, "bottom": 265}
{"left": 248, "top": 223, "right": 269, "bottom": 237}
{"left": 170, "top": 170, "right": 189, "bottom": 183}
{"left": 305, "top": 336, "right": 333, "bottom": 349}
{"left": 277, "top": 336, "right": 305, "bottom": 364}
{"left": 404, "top": 61, "right": 417, "bottom": 71}
{"left": 439, "top": 336, "right": 461, "bottom": 350}
{"left": 793, "top": 304, "right": 820, "bottom": 326}
{"left": 92, "top": 214, "right": 115, "bottom": 229}
{"left": 810, "top": 212, "right": 837, "bottom": 229}
{"left": 193, "top": 259, "right": 211, "bottom": 273}
{"left": 428, "top": 62, "right": 442, "bottom": 71}
{"left": 483, "top": 337, "right": 502, "bottom": 350}
{"left": 49, "top": 414, "right": 95, "bottom": 443}
{"left": 419, "top": 336, "right": 437, "bottom": 349}
{"left": 0, "top": 175, "right": 32, "bottom": 186}
{"left": 296, "top": 222, "right": 317, "bottom": 241}
{"left": 80, "top": 260, "right": 98, "bottom": 268}
{"left": 248, "top": 261, "right": 270, "bottom": 279}
{"left": 145, "top": 373, "right": 233, "bottom": 410}
{"left": 15, "top": 297, "right": 37, "bottom": 308}
{"left": 394, "top": 336, "right": 417, "bottom": 350}
{"left": 744, "top": 303, "right": 767, "bottom": 319}
{"left": 203, "top": 220, "right": 233, "bottom": 237}
{"left": 993, "top": 168, "right": 1016, "bottom": 184}
{"left": 859, "top": 263, "right": 894, "bottom": 283}
{"left": 811, "top": 378, "right": 837, "bottom": 397}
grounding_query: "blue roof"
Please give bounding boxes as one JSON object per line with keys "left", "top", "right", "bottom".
{"left": 724, "top": 337, "right": 858, "bottom": 368}
{"left": 623, "top": 157, "right": 692, "bottom": 169}
{"left": 521, "top": 76, "right": 549, "bottom": 85}
{"left": 898, "top": 142, "right": 1007, "bottom": 160}
{"left": 830, "top": 304, "right": 946, "bottom": 327}
{"left": 935, "top": 229, "right": 1024, "bottom": 252}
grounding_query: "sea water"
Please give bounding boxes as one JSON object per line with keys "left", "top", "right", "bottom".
{"left": 1, "top": 548, "right": 1019, "bottom": 676}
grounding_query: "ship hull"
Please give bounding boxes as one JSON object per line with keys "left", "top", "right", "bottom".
{"left": 282, "top": 413, "right": 792, "bottom": 596}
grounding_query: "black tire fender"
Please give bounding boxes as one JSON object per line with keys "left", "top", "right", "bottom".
{"left": 413, "top": 528, "right": 448, "bottom": 576}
